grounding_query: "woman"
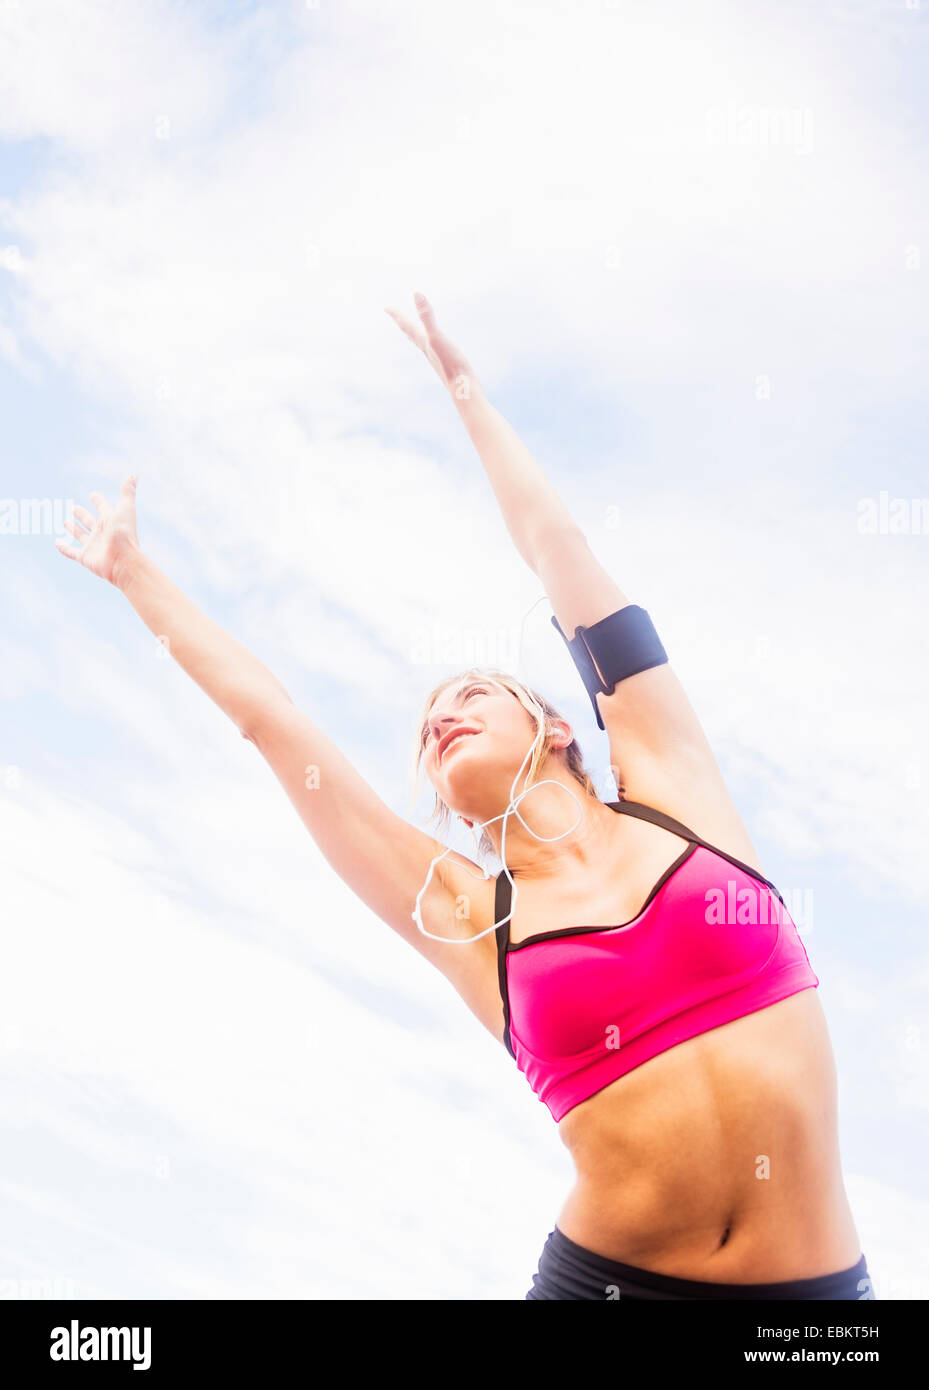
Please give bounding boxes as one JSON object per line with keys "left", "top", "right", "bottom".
{"left": 56, "top": 291, "right": 872, "bottom": 1301}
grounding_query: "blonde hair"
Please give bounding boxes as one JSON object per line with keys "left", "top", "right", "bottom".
{"left": 408, "top": 666, "right": 605, "bottom": 860}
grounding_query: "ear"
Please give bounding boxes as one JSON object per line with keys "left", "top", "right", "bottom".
{"left": 548, "top": 718, "right": 574, "bottom": 750}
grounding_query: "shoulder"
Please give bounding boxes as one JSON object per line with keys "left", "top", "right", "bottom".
{"left": 613, "top": 752, "right": 766, "bottom": 876}
{"left": 430, "top": 852, "right": 508, "bottom": 1039}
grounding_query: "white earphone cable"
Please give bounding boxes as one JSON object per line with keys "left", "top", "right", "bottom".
{"left": 411, "top": 593, "right": 583, "bottom": 945}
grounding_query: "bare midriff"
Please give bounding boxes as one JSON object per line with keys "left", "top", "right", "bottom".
{"left": 553, "top": 988, "right": 862, "bottom": 1283}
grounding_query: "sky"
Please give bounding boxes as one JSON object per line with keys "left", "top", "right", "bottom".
{"left": 0, "top": 0, "right": 927, "bottom": 1301}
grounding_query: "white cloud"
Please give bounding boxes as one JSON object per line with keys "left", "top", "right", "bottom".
{"left": 0, "top": 0, "right": 241, "bottom": 154}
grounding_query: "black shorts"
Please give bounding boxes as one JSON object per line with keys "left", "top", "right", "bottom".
{"left": 526, "top": 1226, "right": 876, "bottom": 1300}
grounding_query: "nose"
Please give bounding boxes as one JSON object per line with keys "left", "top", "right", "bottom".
{"left": 430, "top": 714, "right": 459, "bottom": 750}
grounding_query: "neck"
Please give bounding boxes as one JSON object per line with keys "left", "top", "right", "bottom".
{"left": 481, "top": 775, "right": 618, "bottom": 879}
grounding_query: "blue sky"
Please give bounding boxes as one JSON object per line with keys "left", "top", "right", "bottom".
{"left": 1, "top": 0, "right": 927, "bottom": 1299}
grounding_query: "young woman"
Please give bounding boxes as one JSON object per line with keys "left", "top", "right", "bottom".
{"left": 56, "top": 292, "right": 872, "bottom": 1301}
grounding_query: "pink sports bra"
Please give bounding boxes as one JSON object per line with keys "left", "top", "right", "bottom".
{"left": 494, "top": 799, "right": 819, "bottom": 1122}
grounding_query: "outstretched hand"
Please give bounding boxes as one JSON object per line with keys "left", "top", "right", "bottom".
{"left": 384, "top": 291, "right": 481, "bottom": 401}
{"left": 55, "top": 474, "right": 142, "bottom": 587}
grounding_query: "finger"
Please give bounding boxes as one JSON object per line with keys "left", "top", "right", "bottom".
{"left": 384, "top": 305, "right": 418, "bottom": 337}
{"left": 71, "top": 504, "right": 96, "bottom": 532}
{"left": 63, "top": 519, "right": 87, "bottom": 544}
{"left": 413, "top": 290, "right": 438, "bottom": 333}
{"left": 119, "top": 473, "right": 138, "bottom": 501}
{"left": 89, "top": 490, "right": 113, "bottom": 516}
{"left": 384, "top": 306, "right": 428, "bottom": 352}
{"left": 55, "top": 537, "right": 83, "bottom": 562}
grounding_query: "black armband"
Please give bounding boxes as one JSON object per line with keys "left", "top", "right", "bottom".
{"left": 551, "top": 605, "right": 668, "bottom": 731}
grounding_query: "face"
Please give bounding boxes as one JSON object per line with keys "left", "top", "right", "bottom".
{"left": 420, "top": 678, "right": 566, "bottom": 826}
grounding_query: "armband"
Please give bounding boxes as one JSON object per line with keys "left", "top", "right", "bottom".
{"left": 551, "top": 605, "right": 668, "bottom": 731}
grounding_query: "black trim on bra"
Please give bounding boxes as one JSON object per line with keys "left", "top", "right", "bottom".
{"left": 606, "top": 800, "right": 782, "bottom": 899}
{"left": 495, "top": 874, "right": 517, "bottom": 1059}
{"left": 505, "top": 841, "right": 697, "bottom": 952}
{"left": 492, "top": 799, "right": 785, "bottom": 1056}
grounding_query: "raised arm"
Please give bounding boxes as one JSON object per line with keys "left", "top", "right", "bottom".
{"left": 386, "top": 294, "right": 762, "bottom": 867}
{"left": 386, "top": 293, "right": 579, "bottom": 568}
{"left": 55, "top": 478, "right": 503, "bottom": 1032}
